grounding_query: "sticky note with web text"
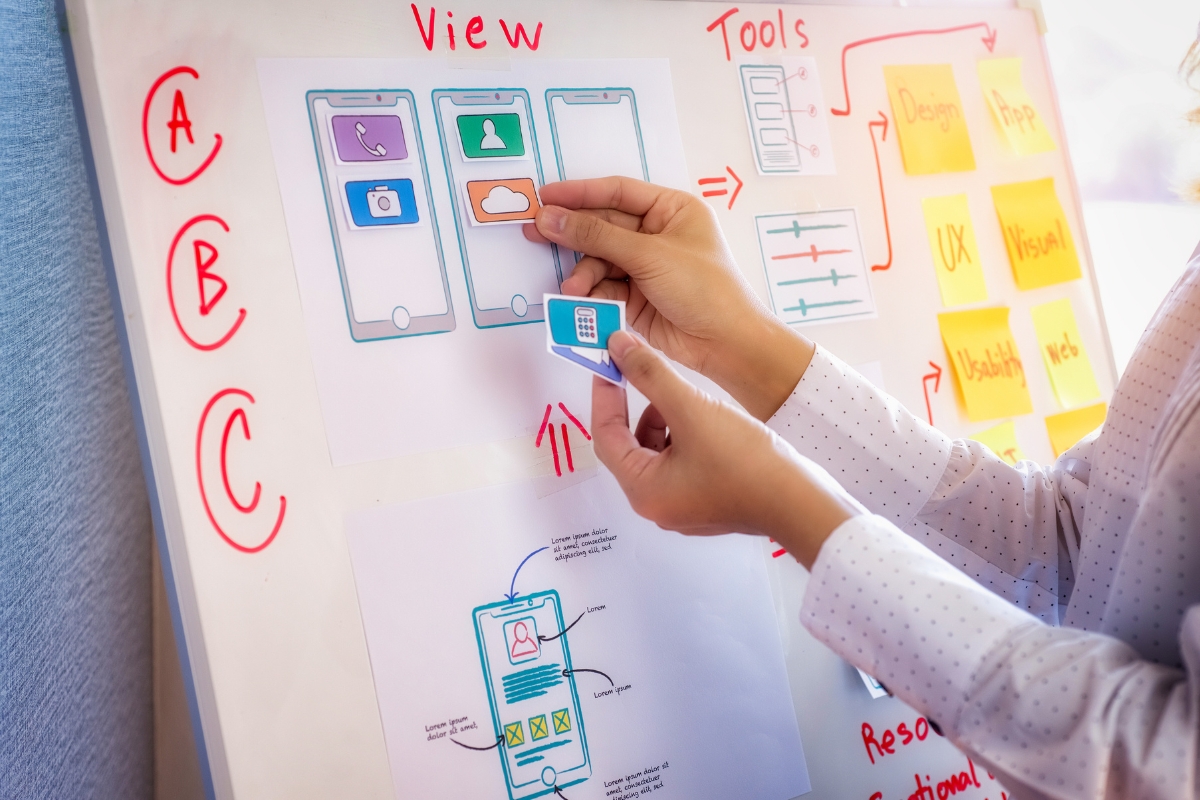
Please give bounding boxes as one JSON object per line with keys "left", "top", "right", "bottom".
{"left": 977, "top": 58, "right": 1056, "bottom": 156}
{"left": 883, "top": 63, "right": 976, "bottom": 175}
{"left": 968, "top": 420, "right": 1026, "bottom": 466}
{"left": 1030, "top": 298, "right": 1101, "bottom": 409}
{"left": 922, "top": 193, "right": 988, "bottom": 306}
{"left": 991, "top": 177, "right": 1081, "bottom": 290}
{"left": 1045, "top": 402, "right": 1107, "bottom": 457}
{"left": 939, "top": 306, "right": 1032, "bottom": 422}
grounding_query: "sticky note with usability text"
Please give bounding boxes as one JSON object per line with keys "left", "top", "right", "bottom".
{"left": 939, "top": 307, "right": 1033, "bottom": 422}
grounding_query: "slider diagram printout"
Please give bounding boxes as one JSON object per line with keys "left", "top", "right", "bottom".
{"left": 345, "top": 475, "right": 811, "bottom": 800}
{"left": 258, "top": 59, "right": 689, "bottom": 464}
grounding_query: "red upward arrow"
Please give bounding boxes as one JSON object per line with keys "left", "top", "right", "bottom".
{"left": 867, "top": 111, "right": 892, "bottom": 272}
{"left": 922, "top": 361, "right": 943, "bottom": 426}
{"left": 830, "top": 22, "right": 998, "bottom": 117}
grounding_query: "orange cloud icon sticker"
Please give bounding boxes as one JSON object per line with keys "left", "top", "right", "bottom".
{"left": 465, "top": 178, "right": 541, "bottom": 224}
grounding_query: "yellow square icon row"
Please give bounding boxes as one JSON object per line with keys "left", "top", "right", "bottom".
{"left": 503, "top": 709, "right": 572, "bottom": 748}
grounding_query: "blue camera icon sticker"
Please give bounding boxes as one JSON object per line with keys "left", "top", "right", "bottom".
{"left": 544, "top": 295, "right": 626, "bottom": 385}
{"left": 345, "top": 179, "right": 419, "bottom": 227}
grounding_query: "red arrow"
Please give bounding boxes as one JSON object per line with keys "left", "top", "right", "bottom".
{"left": 830, "top": 23, "right": 998, "bottom": 117}
{"left": 922, "top": 361, "right": 943, "bottom": 426}
{"left": 697, "top": 166, "right": 744, "bottom": 210}
{"left": 867, "top": 111, "right": 892, "bottom": 272}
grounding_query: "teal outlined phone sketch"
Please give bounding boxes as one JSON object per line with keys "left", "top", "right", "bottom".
{"left": 545, "top": 88, "right": 648, "bottom": 183}
{"left": 432, "top": 89, "right": 562, "bottom": 328}
{"left": 738, "top": 65, "right": 803, "bottom": 175}
{"left": 473, "top": 591, "right": 590, "bottom": 799}
{"left": 307, "top": 90, "right": 455, "bottom": 341}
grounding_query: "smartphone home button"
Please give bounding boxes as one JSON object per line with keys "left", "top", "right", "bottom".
{"left": 511, "top": 294, "right": 528, "bottom": 317}
{"left": 541, "top": 766, "right": 557, "bottom": 787}
{"left": 392, "top": 306, "right": 411, "bottom": 330}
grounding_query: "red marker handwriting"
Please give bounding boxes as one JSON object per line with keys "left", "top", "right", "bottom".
{"left": 143, "top": 66, "right": 222, "bottom": 185}
{"left": 706, "top": 7, "right": 808, "bottom": 61}
{"left": 867, "top": 111, "right": 893, "bottom": 272}
{"left": 196, "top": 388, "right": 286, "bottom": 554}
{"left": 167, "top": 214, "right": 245, "bottom": 351}
{"left": 697, "top": 166, "right": 744, "bottom": 210}
{"left": 537, "top": 403, "right": 591, "bottom": 477}
{"left": 922, "top": 361, "right": 942, "bottom": 426}
{"left": 830, "top": 23, "right": 997, "bottom": 116}
{"left": 410, "top": 5, "right": 541, "bottom": 51}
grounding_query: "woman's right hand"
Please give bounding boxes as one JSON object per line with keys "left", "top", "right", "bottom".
{"left": 523, "top": 177, "right": 815, "bottom": 421}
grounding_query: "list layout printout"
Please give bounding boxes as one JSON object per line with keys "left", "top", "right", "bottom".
{"left": 755, "top": 209, "right": 876, "bottom": 326}
{"left": 344, "top": 474, "right": 810, "bottom": 800}
{"left": 737, "top": 57, "right": 836, "bottom": 176}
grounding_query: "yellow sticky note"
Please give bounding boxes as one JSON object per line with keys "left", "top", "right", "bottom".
{"left": 969, "top": 420, "right": 1026, "bottom": 465}
{"left": 991, "top": 178, "right": 1082, "bottom": 290}
{"left": 1045, "top": 402, "right": 1107, "bottom": 457}
{"left": 978, "top": 58, "right": 1056, "bottom": 156}
{"left": 884, "top": 64, "right": 976, "bottom": 175}
{"left": 939, "top": 307, "right": 1033, "bottom": 422}
{"left": 1030, "top": 298, "right": 1101, "bottom": 409}
{"left": 922, "top": 194, "right": 988, "bottom": 306}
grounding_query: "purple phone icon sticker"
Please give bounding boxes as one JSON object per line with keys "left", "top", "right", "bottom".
{"left": 331, "top": 115, "right": 408, "bottom": 162}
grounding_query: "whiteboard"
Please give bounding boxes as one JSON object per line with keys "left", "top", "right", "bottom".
{"left": 64, "top": 1, "right": 1110, "bottom": 799}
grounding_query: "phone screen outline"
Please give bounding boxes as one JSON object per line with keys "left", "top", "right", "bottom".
{"left": 473, "top": 591, "right": 590, "bottom": 799}
{"left": 432, "top": 88, "right": 562, "bottom": 329}
{"left": 544, "top": 88, "right": 649, "bottom": 184}
{"left": 306, "top": 90, "right": 455, "bottom": 342}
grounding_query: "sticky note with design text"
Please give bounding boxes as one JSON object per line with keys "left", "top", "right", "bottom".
{"left": 969, "top": 420, "right": 1026, "bottom": 466}
{"left": 1045, "top": 402, "right": 1107, "bottom": 457}
{"left": 939, "top": 307, "right": 1033, "bottom": 422}
{"left": 977, "top": 58, "right": 1056, "bottom": 156}
{"left": 883, "top": 64, "right": 976, "bottom": 175}
{"left": 991, "top": 177, "right": 1081, "bottom": 290}
{"left": 922, "top": 193, "right": 988, "bottom": 306}
{"left": 1030, "top": 298, "right": 1101, "bottom": 409}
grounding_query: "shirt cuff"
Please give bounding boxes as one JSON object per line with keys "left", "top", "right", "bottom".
{"left": 767, "top": 346, "right": 952, "bottom": 528}
{"left": 800, "top": 514, "right": 1037, "bottom": 731}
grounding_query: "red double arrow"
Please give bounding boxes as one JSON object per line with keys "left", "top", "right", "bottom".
{"left": 867, "top": 111, "right": 892, "bottom": 273}
{"left": 698, "top": 166, "right": 744, "bottom": 210}
{"left": 922, "top": 361, "right": 943, "bottom": 426}
{"left": 830, "top": 23, "right": 998, "bottom": 117}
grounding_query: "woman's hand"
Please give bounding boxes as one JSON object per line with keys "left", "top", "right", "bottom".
{"left": 524, "top": 177, "right": 814, "bottom": 421}
{"left": 592, "top": 331, "right": 861, "bottom": 567}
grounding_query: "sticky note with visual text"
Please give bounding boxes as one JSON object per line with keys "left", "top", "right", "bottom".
{"left": 991, "top": 177, "right": 1081, "bottom": 290}
{"left": 978, "top": 58, "right": 1056, "bottom": 156}
{"left": 1030, "top": 298, "right": 1101, "bottom": 409}
{"left": 922, "top": 193, "right": 988, "bottom": 307}
{"left": 883, "top": 63, "right": 976, "bottom": 175}
{"left": 939, "top": 307, "right": 1032, "bottom": 422}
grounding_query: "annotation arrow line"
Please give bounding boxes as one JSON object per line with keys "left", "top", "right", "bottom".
{"left": 562, "top": 667, "right": 614, "bottom": 687}
{"left": 505, "top": 546, "right": 549, "bottom": 603}
{"left": 867, "top": 111, "right": 893, "bottom": 273}
{"left": 554, "top": 786, "right": 571, "bottom": 800}
{"left": 922, "top": 361, "right": 943, "bottom": 426}
{"left": 831, "top": 22, "right": 998, "bottom": 116}
{"left": 539, "top": 611, "right": 585, "bottom": 643}
{"left": 697, "top": 166, "right": 743, "bottom": 210}
{"left": 450, "top": 734, "right": 504, "bottom": 752}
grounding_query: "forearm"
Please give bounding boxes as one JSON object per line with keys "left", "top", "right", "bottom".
{"left": 704, "top": 313, "right": 814, "bottom": 422}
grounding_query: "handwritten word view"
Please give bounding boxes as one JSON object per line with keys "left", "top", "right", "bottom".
{"left": 938, "top": 306, "right": 1032, "bottom": 422}
{"left": 409, "top": 4, "right": 542, "bottom": 51}
{"left": 991, "top": 177, "right": 1081, "bottom": 290}
{"left": 921, "top": 193, "right": 988, "bottom": 307}
{"left": 978, "top": 57, "right": 1056, "bottom": 156}
{"left": 1030, "top": 298, "right": 1101, "bottom": 409}
{"left": 883, "top": 63, "right": 975, "bottom": 175}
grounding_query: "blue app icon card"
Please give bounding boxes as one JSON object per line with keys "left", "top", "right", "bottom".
{"left": 544, "top": 294, "right": 626, "bottom": 385}
{"left": 345, "top": 179, "right": 419, "bottom": 227}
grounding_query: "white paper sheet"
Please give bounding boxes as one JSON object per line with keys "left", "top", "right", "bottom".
{"left": 257, "top": 59, "right": 689, "bottom": 465}
{"left": 345, "top": 473, "right": 811, "bottom": 800}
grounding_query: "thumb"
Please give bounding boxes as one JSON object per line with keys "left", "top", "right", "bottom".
{"left": 608, "top": 332, "right": 699, "bottom": 430}
{"left": 537, "top": 206, "right": 654, "bottom": 275}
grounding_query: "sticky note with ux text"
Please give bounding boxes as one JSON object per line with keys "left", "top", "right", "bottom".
{"left": 938, "top": 307, "right": 1032, "bottom": 422}
{"left": 883, "top": 64, "right": 976, "bottom": 175}
{"left": 1030, "top": 298, "right": 1101, "bottom": 409}
{"left": 1045, "top": 402, "right": 1107, "bottom": 457}
{"left": 544, "top": 294, "right": 627, "bottom": 385}
{"left": 977, "top": 58, "right": 1056, "bottom": 156}
{"left": 969, "top": 420, "right": 1026, "bottom": 466}
{"left": 922, "top": 193, "right": 988, "bottom": 307}
{"left": 992, "top": 177, "right": 1082, "bottom": 290}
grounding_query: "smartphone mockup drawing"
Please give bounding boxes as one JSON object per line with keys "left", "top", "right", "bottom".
{"left": 307, "top": 90, "right": 454, "bottom": 341}
{"left": 545, "top": 88, "right": 648, "bottom": 183}
{"left": 433, "top": 89, "right": 561, "bottom": 328}
{"left": 473, "top": 591, "right": 590, "bottom": 799}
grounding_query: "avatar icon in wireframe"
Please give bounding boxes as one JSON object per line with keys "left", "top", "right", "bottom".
{"left": 508, "top": 620, "right": 540, "bottom": 660}
{"left": 480, "top": 118, "right": 506, "bottom": 150}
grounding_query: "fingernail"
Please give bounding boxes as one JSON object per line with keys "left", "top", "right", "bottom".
{"left": 608, "top": 330, "right": 636, "bottom": 359}
{"left": 540, "top": 205, "right": 567, "bottom": 234}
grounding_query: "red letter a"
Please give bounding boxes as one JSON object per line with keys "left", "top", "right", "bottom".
{"left": 168, "top": 89, "right": 194, "bottom": 153}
